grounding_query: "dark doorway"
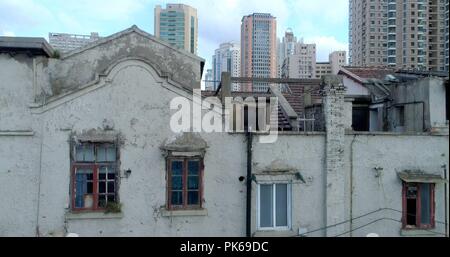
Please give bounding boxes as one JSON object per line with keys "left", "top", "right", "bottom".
{"left": 352, "top": 106, "right": 370, "bottom": 131}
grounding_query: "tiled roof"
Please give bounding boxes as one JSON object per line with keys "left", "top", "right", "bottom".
{"left": 282, "top": 82, "right": 322, "bottom": 116}
{"left": 341, "top": 66, "right": 396, "bottom": 81}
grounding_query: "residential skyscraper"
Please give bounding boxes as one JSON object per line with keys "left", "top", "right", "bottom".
{"left": 277, "top": 28, "right": 298, "bottom": 77}
{"left": 49, "top": 32, "right": 101, "bottom": 53}
{"left": 154, "top": 4, "right": 198, "bottom": 55}
{"left": 445, "top": 0, "right": 449, "bottom": 71}
{"left": 349, "top": 0, "right": 388, "bottom": 67}
{"left": 329, "top": 51, "right": 347, "bottom": 74}
{"left": 241, "top": 13, "right": 277, "bottom": 92}
{"left": 212, "top": 42, "right": 241, "bottom": 91}
{"left": 281, "top": 42, "right": 316, "bottom": 79}
{"left": 349, "top": 0, "right": 448, "bottom": 71}
{"left": 315, "top": 51, "right": 347, "bottom": 79}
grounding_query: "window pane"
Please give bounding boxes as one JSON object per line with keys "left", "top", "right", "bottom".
{"left": 107, "top": 194, "right": 115, "bottom": 203}
{"left": 107, "top": 173, "right": 115, "bottom": 180}
{"left": 84, "top": 145, "right": 94, "bottom": 162}
{"left": 276, "top": 184, "right": 288, "bottom": 227}
{"left": 188, "top": 191, "right": 199, "bottom": 205}
{"left": 188, "top": 160, "right": 199, "bottom": 175}
{"left": 75, "top": 173, "right": 87, "bottom": 208}
{"left": 171, "top": 161, "right": 183, "bottom": 175}
{"left": 95, "top": 145, "right": 116, "bottom": 162}
{"left": 260, "top": 184, "right": 273, "bottom": 228}
{"left": 406, "top": 184, "right": 418, "bottom": 226}
{"left": 86, "top": 181, "right": 93, "bottom": 194}
{"left": 188, "top": 176, "right": 199, "bottom": 189}
{"left": 172, "top": 176, "right": 182, "bottom": 190}
{"left": 75, "top": 168, "right": 93, "bottom": 208}
{"left": 106, "top": 147, "right": 116, "bottom": 162}
{"left": 171, "top": 191, "right": 183, "bottom": 205}
{"left": 420, "top": 184, "right": 431, "bottom": 225}
{"left": 99, "top": 181, "right": 106, "bottom": 193}
{"left": 107, "top": 181, "right": 115, "bottom": 193}
{"left": 75, "top": 145, "right": 84, "bottom": 162}
{"left": 98, "top": 195, "right": 106, "bottom": 208}
{"left": 97, "top": 146, "right": 106, "bottom": 162}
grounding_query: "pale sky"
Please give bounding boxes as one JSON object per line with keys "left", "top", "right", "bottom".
{"left": 0, "top": 0, "right": 349, "bottom": 77}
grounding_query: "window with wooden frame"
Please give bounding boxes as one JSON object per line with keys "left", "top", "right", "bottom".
{"left": 71, "top": 142, "right": 119, "bottom": 212}
{"left": 167, "top": 158, "right": 203, "bottom": 210}
{"left": 402, "top": 182, "right": 435, "bottom": 229}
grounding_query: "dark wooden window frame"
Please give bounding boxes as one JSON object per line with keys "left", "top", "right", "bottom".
{"left": 401, "top": 182, "right": 435, "bottom": 229}
{"left": 166, "top": 157, "right": 204, "bottom": 210}
{"left": 70, "top": 142, "right": 119, "bottom": 212}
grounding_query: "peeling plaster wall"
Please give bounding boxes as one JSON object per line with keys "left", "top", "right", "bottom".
{"left": 48, "top": 31, "right": 202, "bottom": 96}
{"left": 0, "top": 136, "right": 41, "bottom": 236}
{"left": 31, "top": 61, "right": 246, "bottom": 236}
{"left": 0, "top": 53, "right": 448, "bottom": 237}
{"left": 343, "top": 134, "right": 449, "bottom": 237}
{"left": 0, "top": 55, "right": 34, "bottom": 131}
{"left": 251, "top": 134, "right": 326, "bottom": 237}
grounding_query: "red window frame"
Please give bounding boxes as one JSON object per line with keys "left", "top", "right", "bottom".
{"left": 71, "top": 143, "right": 118, "bottom": 212}
{"left": 166, "top": 158, "right": 204, "bottom": 210}
{"left": 401, "top": 182, "right": 435, "bottom": 229}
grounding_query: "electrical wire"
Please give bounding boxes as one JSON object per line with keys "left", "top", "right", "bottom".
{"left": 294, "top": 207, "right": 447, "bottom": 237}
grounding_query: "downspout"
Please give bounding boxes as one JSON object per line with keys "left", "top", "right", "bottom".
{"left": 444, "top": 164, "right": 448, "bottom": 237}
{"left": 34, "top": 57, "right": 46, "bottom": 237}
{"left": 246, "top": 130, "right": 253, "bottom": 237}
{"left": 349, "top": 134, "right": 357, "bottom": 237}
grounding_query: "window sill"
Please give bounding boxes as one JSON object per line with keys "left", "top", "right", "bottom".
{"left": 400, "top": 228, "right": 440, "bottom": 237}
{"left": 160, "top": 208, "right": 208, "bottom": 217}
{"left": 65, "top": 212, "right": 124, "bottom": 220}
{"left": 253, "top": 229, "right": 295, "bottom": 237}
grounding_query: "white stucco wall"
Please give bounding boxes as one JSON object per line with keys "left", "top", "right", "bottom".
{"left": 1, "top": 50, "right": 448, "bottom": 237}
{"left": 343, "top": 133, "right": 449, "bottom": 237}
{"left": 343, "top": 77, "right": 369, "bottom": 97}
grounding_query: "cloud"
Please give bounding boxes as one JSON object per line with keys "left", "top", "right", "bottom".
{"left": 2, "top": 31, "right": 16, "bottom": 37}
{"left": 62, "top": 0, "right": 148, "bottom": 22}
{"left": 178, "top": 0, "right": 348, "bottom": 68}
{"left": 0, "top": 0, "right": 54, "bottom": 31}
{"left": 0, "top": 0, "right": 349, "bottom": 71}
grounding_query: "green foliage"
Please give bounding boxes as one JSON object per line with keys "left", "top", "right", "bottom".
{"left": 104, "top": 202, "right": 122, "bottom": 214}
{"left": 52, "top": 50, "right": 60, "bottom": 59}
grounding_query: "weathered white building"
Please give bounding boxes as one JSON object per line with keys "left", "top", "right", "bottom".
{"left": 0, "top": 26, "right": 448, "bottom": 237}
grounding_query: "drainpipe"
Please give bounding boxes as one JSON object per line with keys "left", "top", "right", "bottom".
{"left": 246, "top": 130, "right": 253, "bottom": 237}
{"left": 444, "top": 164, "right": 448, "bottom": 237}
{"left": 35, "top": 88, "right": 46, "bottom": 237}
{"left": 349, "top": 134, "right": 357, "bottom": 237}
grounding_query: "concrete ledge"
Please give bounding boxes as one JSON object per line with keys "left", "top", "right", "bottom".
{"left": 228, "top": 131, "right": 326, "bottom": 136}
{"left": 400, "top": 228, "right": 443, "bottom": 237}
{"left": 345, "top": 131, "right": 449, "bottom": 136}
{"left": 160, "top": 208, "right": 208, "bottom": 217}
{"left": 65, "top": 212, "right": 123, "bottom": 220}
{"left": 253, "top": 229, "right": 296, "bottom": 237}
{"left": 0, "top": 131, "right": 34, "bottom": 136}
